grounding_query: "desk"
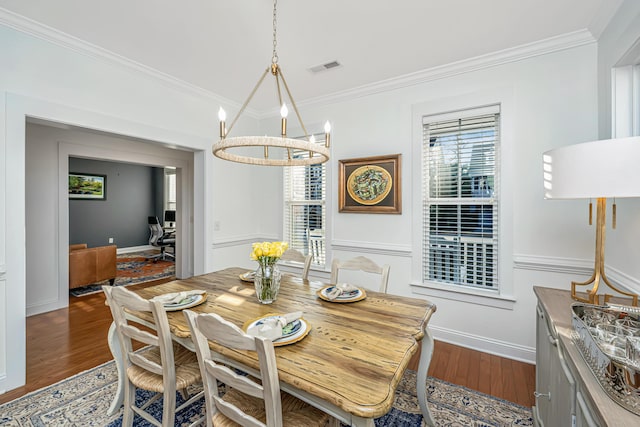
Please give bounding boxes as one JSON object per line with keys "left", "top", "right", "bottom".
{"left": 107, "top": 268, "right": 436, "bottom": 426}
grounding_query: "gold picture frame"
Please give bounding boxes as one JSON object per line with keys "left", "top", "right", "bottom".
{"left": 338, "top": 154, "right": 401, "bottom": 214}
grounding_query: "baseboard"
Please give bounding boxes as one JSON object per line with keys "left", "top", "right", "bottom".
{"left": 26, "top": 298, "right": 66, "bottom": 317}
{"left": 116, "top": 245, "right": 154, "bottom": 254}
{"left": 0, "top": 373, "right": 6, "bottom": 394}
{"left": 430, "top": 324, "right": 536, "bottom": 364}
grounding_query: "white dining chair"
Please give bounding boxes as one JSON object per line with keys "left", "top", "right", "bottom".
{"left": 103, "top": 286, "right": 203, "bottom": 427}
{"left": 184, "top": 310, "right": 331, "bottom": 427}
{"left": 280, "top": 248, "right": 312, "bottom": 280}
{"left": 330, "top": 256, "right": 390, "bottom": 293}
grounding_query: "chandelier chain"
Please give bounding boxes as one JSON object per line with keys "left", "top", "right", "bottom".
{"left": 272, "top": 0, "right": 278, "bottom": 64}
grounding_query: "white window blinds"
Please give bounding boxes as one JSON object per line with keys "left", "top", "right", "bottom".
{"left": 422, "top": 105, "right": 500, "bottom": 289}
{"left": 283, "top": 135, "right": 326, "bottom": 267}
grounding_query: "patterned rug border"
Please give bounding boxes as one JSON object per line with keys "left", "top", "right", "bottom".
{"left": 0, "top": 357, "right": 533, "bottom": 427}
{"left": 428, "top": 376, "right": 532, "bottom": 413}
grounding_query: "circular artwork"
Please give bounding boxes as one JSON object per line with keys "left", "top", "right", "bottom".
{"left": 347, "top": 165, "right": 393, "bottom": 205}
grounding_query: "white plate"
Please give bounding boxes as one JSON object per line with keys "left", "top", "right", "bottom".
{"left": 244, "top": 316, "right": 310, "bottom": 346}
{"left": 317, "top": 286, "right": 366, "bottom": 303}
{"left": 163, "top": 293, "right": 207, "bottom": 311}
{"left": 239, "top": 271, "right": 255, "bottom": 282}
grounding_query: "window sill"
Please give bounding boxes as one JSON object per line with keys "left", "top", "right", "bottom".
{"left": 410, "top": 281, "right": 516, "bottom": 310}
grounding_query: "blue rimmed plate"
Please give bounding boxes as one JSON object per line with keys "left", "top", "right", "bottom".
{"left": 317, "top": 286, "right": 366, "bottom": 303}
{"left": 243, "top": 314, "right": 310, "bottom": 346}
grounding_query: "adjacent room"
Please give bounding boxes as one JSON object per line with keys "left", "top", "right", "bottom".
{"left": 1, "top": 1, "right": 640, "bottom": 426}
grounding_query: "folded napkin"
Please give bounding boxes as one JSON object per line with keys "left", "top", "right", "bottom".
{"left": 151, "top": 289, "right": 205, "bottom": 305}
{"left": 247, "top": 311, "right": 302, "bottom": 341}
{"left": 326, "top": 283, "right": 359, "bottom": 301}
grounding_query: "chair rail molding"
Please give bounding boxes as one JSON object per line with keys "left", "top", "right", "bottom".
{"left": 513, "top": 253, "right": 640, "bottom": 295}
{"left": 331, "top": 239, "right": 412, "bottom": 258}
{"left": 212, "top": 233, "right": 279, "bottom": 249}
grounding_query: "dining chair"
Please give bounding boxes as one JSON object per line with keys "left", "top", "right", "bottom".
{"left": 103, "top": 286, "right": 203, "bottom": 427}
{"left": 280, "top": 248, "right": 312, "bottom": 280}
{"left": 330, "top": 256, "right": 390, "bottom": 293}
{"left": 183, "top": 310, "right": 331, "bottom": 427}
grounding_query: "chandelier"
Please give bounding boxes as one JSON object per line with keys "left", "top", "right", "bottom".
{"left": 212, "top": 0, "right": 331, "bottom": 166}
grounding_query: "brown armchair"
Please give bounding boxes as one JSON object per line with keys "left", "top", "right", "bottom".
{"left": 69, "top": 244, "right": 117, "bottom": 289}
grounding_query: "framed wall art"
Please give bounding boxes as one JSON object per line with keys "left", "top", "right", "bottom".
{"left": 338, "top": 154, "right": 401, "bottom": 214}
{"left": 69, "top": 172, "right": 107, "bottom": 200}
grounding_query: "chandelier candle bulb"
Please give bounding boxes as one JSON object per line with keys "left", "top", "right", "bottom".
{"left": 218, "top": 107, "right": 226, "bottom": 138}
{"left": 280, "top": 103, "right": 288, "bottom": 137}
{"left": 324, "top": 121, "right": 331, "bottom": 148}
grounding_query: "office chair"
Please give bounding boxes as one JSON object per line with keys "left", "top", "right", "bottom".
{"left": 148, "top": 216, "right": 175, "bottom": 261}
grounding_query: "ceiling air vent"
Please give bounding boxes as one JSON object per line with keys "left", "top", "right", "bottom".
{"left": 309, "top": 60, "right": 342, "bottom": 73}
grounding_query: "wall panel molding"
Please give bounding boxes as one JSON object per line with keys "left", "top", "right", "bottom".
{"left": 212, "top": 234, "right": 279, "bottom": 249}
{"left": 331, "top": 240, "right": 412, "bottom": 257}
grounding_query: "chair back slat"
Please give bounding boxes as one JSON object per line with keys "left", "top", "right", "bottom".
{"left": 280, "top": 249, "right": 312, "bottom": 280}
{"left": 121, "top": 324, "right": 159, "bottom": 347}
{"left": 206, "top": 361, "right": 264, "bottom": 399}
{"left": 330, "top": 256, "right": 390, "bottom": 293}
{"left": 129, "top": 352, "right": 164, "bottom": 375}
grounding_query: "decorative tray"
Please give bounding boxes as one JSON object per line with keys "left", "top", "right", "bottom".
{"left": 571, "top": 303, "right": 640, "bottom": 415}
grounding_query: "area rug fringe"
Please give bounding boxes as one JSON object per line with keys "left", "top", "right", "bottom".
{"left": 0, "top": 359, "right": 532, "bottom": 426}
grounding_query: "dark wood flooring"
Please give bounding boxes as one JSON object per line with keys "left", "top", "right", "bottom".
{"left": 0, "top": 280, "right": 536, "bottom": 408}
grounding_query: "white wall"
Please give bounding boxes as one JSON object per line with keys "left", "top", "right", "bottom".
{"left": 261, "top": 43, "right": 604, "bottom": 362}
{"left": 0, "top": 23, "right": 269, "bottom": 392}
{"left": 596, "top": 1, "right": 640, "bottom": 288}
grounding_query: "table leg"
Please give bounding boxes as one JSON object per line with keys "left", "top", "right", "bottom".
{"left": 417, "top": 326, "right": 435, "bottom": 427}
{"left": 107, "top": 321, "right": 124, "bottom": 416}
{"left": 350, "top": 416, "right": 375, "bottom": 427}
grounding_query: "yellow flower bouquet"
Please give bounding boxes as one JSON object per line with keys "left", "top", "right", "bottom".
{"left": 251, "top": 241, "right": 288, "bottom": 303}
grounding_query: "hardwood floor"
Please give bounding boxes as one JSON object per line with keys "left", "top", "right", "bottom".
{"left": 0, "top": 282, "right": 536, "bottom": 408}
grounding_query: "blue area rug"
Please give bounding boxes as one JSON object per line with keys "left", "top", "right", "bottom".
{"left": 0, "top": 358, "right": 533, "bottom": 426}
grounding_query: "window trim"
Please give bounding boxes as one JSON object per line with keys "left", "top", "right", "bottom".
{"left": 411, "top": 88, "right": 515, "bottom": 305}
{"left": 282, "top": 130, "right": 331, "bottom": 269}
{"left": 422, "top": 105, "right": 500, "bottom": 290}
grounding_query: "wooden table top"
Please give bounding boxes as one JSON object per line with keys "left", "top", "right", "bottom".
{"left": 132, "top": 267, "right": 436, "bottom": 419}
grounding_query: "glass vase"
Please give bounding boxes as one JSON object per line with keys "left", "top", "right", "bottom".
{"left": 254, "top": 262, "right": 281, "bottom": 304}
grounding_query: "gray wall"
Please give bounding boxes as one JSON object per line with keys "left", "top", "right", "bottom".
{"left": 69, "top": 157, "right": 164, "bottom": 248}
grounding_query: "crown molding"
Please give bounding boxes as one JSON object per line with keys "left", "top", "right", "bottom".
{"left": 0, "top": 7, "right": 259, "bottom": 118}
{"left": 297, "top": 29, "right": 597, "bottom": 110}
{"left": 1, "top": 6, "right": 596, "bottom": 119}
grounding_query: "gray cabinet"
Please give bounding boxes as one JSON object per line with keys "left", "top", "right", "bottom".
{"left": 534, "top": 304, "right": 575, "bottom": 427}
{"left": 534, "top": 287, "right": 639, "bottom": 427}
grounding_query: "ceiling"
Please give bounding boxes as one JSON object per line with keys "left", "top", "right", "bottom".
{"left": 0, "top": 0, "right": 623, "bottom": 113}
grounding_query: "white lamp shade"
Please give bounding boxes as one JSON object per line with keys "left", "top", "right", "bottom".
{"left": 543, "top": 136, "right": 640, "bottom": 199}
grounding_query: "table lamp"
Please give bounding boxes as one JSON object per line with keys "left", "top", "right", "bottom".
{"left": 543, "top": 136, "right": 640, "bottom": 306}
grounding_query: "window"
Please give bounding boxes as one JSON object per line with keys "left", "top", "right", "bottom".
{"left": 283, "top": 135, "right": 327, "bottom": 267}
{"left": 165, "top": 168, "right": 176, "bottom": 211}
{"left": 422, "top": 105, "right": 500, "bottom": 289}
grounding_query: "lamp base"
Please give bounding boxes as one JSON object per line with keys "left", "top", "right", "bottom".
{"left": 571, "top": 198, "right": 638, "bottom": 306}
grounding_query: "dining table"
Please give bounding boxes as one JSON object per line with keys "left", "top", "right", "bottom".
{"left": 106, "top": 267, "right": 437, "bottom": 427}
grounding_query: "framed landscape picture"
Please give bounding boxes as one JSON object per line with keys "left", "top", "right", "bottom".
{"left": 69, "top": 172, "right": 107, "bottom": 200}
{"left": 338, "top": 154, "right": 401, "bottom": 214}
